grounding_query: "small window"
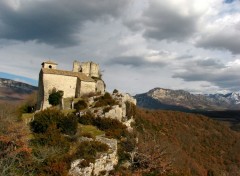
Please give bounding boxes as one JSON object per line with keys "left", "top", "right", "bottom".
{"left": 49, "top": 65, "right": 52, "bottom": 69}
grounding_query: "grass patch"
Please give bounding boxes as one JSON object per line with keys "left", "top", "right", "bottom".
{"left": 79, "top": 124, "right": 105, "bottom": 137}
{"left": 62, "top": 109, "right": 76, "bottom": 115}
{"left": 21, "top": 113, "right": 34, "bottom": 122}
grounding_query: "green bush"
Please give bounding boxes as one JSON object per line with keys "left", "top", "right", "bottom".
{"left": 74, "top": 100, "right": 88, "bottom": 111}
{"left": 48, "top": 88, "right": 63, "bottom": 106}
{"left": 58, "top": 114, "right": 78, "bottom": 135}
{"left": 30, "top": 108, "right": 64, "bottom": 133}
{"left": 113, "top": 89, "right": 119, "bottom": 94}
{"left": 31, "top": 124, "right": 70, "bottom": 150}
{"left": 30, "top": 109, "right": 77, "bottom": 136}
{"left": 92, "top": 117, "right": 128, "bottom": 139}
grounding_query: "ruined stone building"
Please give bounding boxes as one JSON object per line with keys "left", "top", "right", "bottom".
{"left": 37, "top": 60, "right": 105, "bottom": 110}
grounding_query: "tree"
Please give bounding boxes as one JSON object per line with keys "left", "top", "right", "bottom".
{"left": 48, "top": 88, "right": 64, "bottom": 106}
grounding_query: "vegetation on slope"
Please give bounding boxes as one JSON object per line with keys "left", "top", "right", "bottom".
{"left": 1, "top": 91, "right": 240, "bottom": 176}
{"left": 135, "top": 108, "right": 240, "bottom": 176}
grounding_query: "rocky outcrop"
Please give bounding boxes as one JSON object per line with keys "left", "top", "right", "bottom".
{"left": 70, "top": 92, "right": 137, "bottom": 175}
{"left": 69, "top": 136, "right": 118, "bottom": 176}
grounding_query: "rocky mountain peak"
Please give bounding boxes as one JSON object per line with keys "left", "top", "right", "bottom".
{"left": 135, "top": 87, "right": 240, "bottom": 111}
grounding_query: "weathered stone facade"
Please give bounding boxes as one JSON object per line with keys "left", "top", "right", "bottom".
{"left": 37, "top": 60, "right": 105, "bottom": 110}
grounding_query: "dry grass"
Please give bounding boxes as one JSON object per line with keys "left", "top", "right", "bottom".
{"left": 79, "top": 124, "right": 105, "bottom": 137}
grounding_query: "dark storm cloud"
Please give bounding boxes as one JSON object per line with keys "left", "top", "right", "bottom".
{"left": 196, "top": 32, "right": 240, "bottom": 54}
{"left": 196, "top": 59, "right": 225, "bottom": 68}
{"left": 173, "top": 59, "right": 240, "bottom": 91}
{"left": 106, "top": 56, "right": 167, "bottom": 68}
{"left": 0, "top": 0, "right": 129, "bottom": 47}
{"left": 125, "top": 1, "right": 199, "bottom": 42}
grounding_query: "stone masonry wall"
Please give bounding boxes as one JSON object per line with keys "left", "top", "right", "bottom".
{"left": 42, "top": 74, "right": 77, "bottom": 109}
{"left": 80, "top": 81, "right": 96, "bottom": 96}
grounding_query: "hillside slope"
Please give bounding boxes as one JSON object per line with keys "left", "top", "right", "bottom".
{"left": 135, "top": 108, "right": 240, "bottom": 175}
{"left": 0, "top": 78, "right": 37, "bottom": 103}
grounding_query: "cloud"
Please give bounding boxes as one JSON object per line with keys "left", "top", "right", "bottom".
{"left": 142, "top": 1, "right": 199, "bottom": 41}
{"left": 0, "top": 0, "right": 129, "bottom": 47}
{"left": 196, "top": 13, "right": 240, "bottom": 54}
{"left": 124, "top": 0, "right": 216, "bottom": 42}
{"left": 173, "top": 59, "right": 240, "bottom": 91}
{"left": 106, "top": 55, "right": 167, "bottom": 68}
{"left": 106, "top": 49, "right": 179, "bottom": 68}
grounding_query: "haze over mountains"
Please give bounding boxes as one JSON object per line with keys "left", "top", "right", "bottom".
{"left": 135, "top": 87, "right": 240, "bottom": 111}
{"left": 0, "top": 78, "right": 37, "bottom": 102}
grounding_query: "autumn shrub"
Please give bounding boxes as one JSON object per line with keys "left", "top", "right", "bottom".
{"left": 36, "top": 157, "right": 69, "bottom": 176}
{"left": 74, "top": 99, "right": 88, "bottom": 111}
{"left": 0, "top": 103, "right": 34, "bottom": 175}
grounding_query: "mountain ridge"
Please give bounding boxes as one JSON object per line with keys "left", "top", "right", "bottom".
{"left": 0, "top": 78, "right": 37, "bottom": 103}
{"left": 135, "top": 87, "right": 240, "bottom": 111}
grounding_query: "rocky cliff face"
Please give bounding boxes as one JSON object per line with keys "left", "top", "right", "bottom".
{"left": 135, "top": 88, "right": 240, "bottom": 111}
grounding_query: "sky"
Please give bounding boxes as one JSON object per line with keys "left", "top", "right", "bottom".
{"left": 0, "top": 0, "right": 240, "bottom": 95}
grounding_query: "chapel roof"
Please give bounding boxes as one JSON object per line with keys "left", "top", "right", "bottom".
{"left": 41, "top": 68, "right": 95, "bottom": 82}
{"left": 42, "top": 60, "right": 58, "bottom": 65}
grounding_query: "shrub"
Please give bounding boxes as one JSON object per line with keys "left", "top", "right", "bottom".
{"left": 94, "top": 92, "right": 117, "bottom": 108}
{"left": 74, "top": 141, "right": 109, "bottom": 163}
{"left": 30, "top": 109, "right": 77, "bottom": 136}
{"left": 30, "top": 108, "right": 64, "bottom": 133}
{"left": 74, "top": 100, "right": 88, "bottom": 111}
{"left": 78, "top": 111, "right": 95, "bottom": 125}
{"left": 113, "top": 89, "right": 119, "bottom": 94}
{"left": 92, "top": 117, "right": 128, "bottom": 139}
{"left": 58, "top": 114, "right": 78, "bottom": 135}
{"left": 103, "top": 106, "right": 111, "bottom": 113}
{"left": 81, "top": 132, "right": 94, "bottom": 139}
{"left": 48, "top": 88, "right": 63, "bottom": 106}
{"left": 31, "top": 124, "right": 69, "bottom": 146}
{"left": 125, "top": 101, "right": 136, "bottom": 119}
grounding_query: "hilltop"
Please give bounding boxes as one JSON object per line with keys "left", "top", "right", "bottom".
{"left": 0, "top": 78, "right": 37, "bottom": 103}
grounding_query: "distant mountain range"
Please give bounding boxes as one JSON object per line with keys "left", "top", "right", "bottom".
{"left": 0, "top": 78, "right": 37, "bottom": 102}
{"left": 135, "top": 87, "right": 240, "bottom": 111}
